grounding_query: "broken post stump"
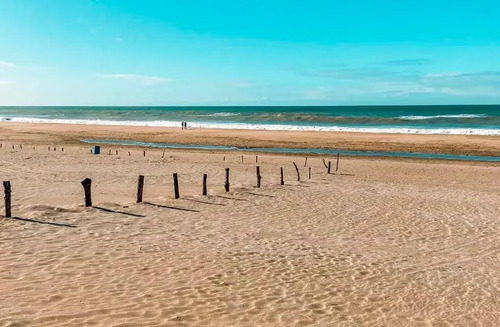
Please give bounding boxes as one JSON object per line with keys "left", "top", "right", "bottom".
{"left": 256, "top": 166, "right": 262, "bottom": 188}
{"left": 293, "top": 162, "right": 300, "bottom": 181}
{"left": 173, "top": 173, "right": 180, "bottom": 199}
{"left": 202, "top": 174, "right": 207, "bottom": 196}
{"left": 3, "top": 181, "right": 11, "bottom": 218}
{"left": 137, "top": 175, "right": 144, "bottom": 203}
{"left": 81, "top": 178, "right": 92, "bottom": 207}
{"left": 225, "top": 168, "right": 230, "bottom": 192}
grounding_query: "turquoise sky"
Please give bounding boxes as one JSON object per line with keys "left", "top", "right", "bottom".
{"left": 1, "top": 0, "right": 500, "bottom": 106}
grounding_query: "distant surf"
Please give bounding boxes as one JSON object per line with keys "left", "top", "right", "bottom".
{"left": 1, "top": 105, "right": 499, "bottom": 135}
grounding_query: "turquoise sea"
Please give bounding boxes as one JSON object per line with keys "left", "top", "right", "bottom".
{"left": 0, "top": 105, "right": 499, "bottom": 135}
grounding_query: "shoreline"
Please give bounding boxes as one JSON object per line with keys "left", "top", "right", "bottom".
{"left": 0, "top": 121, "right": 499, "bottom": 158}
{"left": 2, "top": 117, "right": 500, "bottom": 136}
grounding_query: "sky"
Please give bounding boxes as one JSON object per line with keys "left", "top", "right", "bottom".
{"left": 1, "top": 0, "right": 500, "bottom": 106}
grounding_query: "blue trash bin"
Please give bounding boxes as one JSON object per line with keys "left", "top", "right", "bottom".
{"left": 94, "top": 145, "right": 101, "bottom": 155}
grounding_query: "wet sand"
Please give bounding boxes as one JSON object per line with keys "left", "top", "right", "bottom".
{"left": 1, "top": 122, "right": 500, "bottom": 156}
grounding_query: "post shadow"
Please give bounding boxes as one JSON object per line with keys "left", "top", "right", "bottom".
{"left": 93, "top": 206, "right": 146, "bottom": 217}
{"left": 9, "top": 216, "right": 77, "bottom": 228}
{"left": 143, "top": 202, "right": 200, "bottom": 212}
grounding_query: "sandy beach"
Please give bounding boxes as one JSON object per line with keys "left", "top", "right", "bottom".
{"left": 1, "top": 124, "right": 500, "bottom": 326}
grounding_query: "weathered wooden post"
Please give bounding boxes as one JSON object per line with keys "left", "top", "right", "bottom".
{"left": 143, "top": 150, "right": 146, "bottom": 157}
{"left": 328, "top": 161, "right": 331, "bottom": 174}
{"left": 3, "top": 181, "right": 11, "bottom": 218}
{"left": 137, "top": 175, "right": 144, "bottom": 203}
{"left": 81, "top": 178, "right": 92, "bottom": 207}
{"left": 173, "top": 173, "right": 180, "bottom": 199}
{"left": 309, "top": 167, "right": 311, "bottom": 179}
{"left": 162, "top": 149, "right": 165, "bottom": 158}
{"left": 225, "top": 168, "right": 230, "bottom": 192}
{"left": 336, "top": 153, "right": 340, "bottom": 171}
{"left": 256, "top": 166, "right": 262, "bottom": 188}
{"left": 293, "top": 162, "right": 300, "bottom": 181}
{"left": 280, "top": 167, "right": 284, "bottom": 185}
{"left": 202, "top": 174, "right": 208, "bottom": 196}
{"left": 304, "top": 157, "right": 308, "bottom": 167}
{"left": 256, "top": 155, "right": 258, "bottom": 163}
{"left": 241, "top": 155, "right": 244, "bottom": 163}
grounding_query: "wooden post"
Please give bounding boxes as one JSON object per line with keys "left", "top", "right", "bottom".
{"left": 304, "top": 157, "right": 308, "bottom": 167}
{"left": 280, "top": 167, "right": 284, "bottom": 185}
{"left": 309, "top": 167, "right": 311, "bottom": 179}
{"left": 256, "top": 155, "right": 258, "bottom": 163}
{"left": 128, "top": 151, "right": 131, "bottom": 156}
{"left": 293, "top": 162, "right": 300, "bottom": 181}
{"left": 225, "top": 168, "right": 230, "bottom": 192}
{"left": 108, "top": 149, "right": 111, "bottom": 155}
{"left": 115, "top": 150, "right": 118, "bottom": 155}
{"left": 162, "top": 149, "right": 165, "bottom": 158}
{"left": 241, "top": 155, "right": 244, "bottom": 163}
{"left": 256, "top": 166, "right": 262, "bottom": 188}
{"left": 328, "top": 161, "right": 331, "bottom": 174}
{"left": 143, "top": 150, "right": 146, "bottom": 157}
{"left": 173, "top": 173, "right": 180, "bottom": 199}
{"left": 81, "top": 178, "right": 92, "bottom": 207}
{"left": 136, "top": 175, "right": 144, "bottom": 203}
{"left": 3, "top": 181, "right": 11, "bottom": 218}
{"left": 336, "top": 153, "right": 340, "bottom": 171}
{"left": 202, "top": 174, "right": 207, "bottom": 196}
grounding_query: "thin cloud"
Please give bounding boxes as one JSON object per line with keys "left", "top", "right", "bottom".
{"left": 301, "top": 67, "right": 417, "bottom": 80}
{"left": 383, "top": 59, "right": 432, "bottom": 66}
{"left": 95, "top": 73, "right": 173, "bottom": 85}
{"left": 0, "top": 61, "right": 16, "bottom": 68}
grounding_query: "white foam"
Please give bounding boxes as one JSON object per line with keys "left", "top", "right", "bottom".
{"left": 399, "top": 114, "right": 487, "bottom": 120}
{"left": 1, "top": 116, "right": 500, "bottom": 135}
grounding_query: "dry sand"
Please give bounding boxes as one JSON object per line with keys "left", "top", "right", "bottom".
{"left": 0, "top": 124, "right": 500, "bottom": 326}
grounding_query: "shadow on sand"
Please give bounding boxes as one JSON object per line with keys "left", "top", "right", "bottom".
{"left": 93, "top": 206, "right": 145, "bottom": 218}
{"left": 143, "top": 202, "right": 200, "bottom": 212}
{"left": 9, "top": 216, "right": 77, "bottom": 228}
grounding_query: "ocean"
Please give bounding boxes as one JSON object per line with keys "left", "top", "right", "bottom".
{"left": 1, "top": 105, "right": 500, "bottom": 135}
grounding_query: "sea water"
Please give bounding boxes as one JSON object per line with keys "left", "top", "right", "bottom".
{"left": 1, "top": 105, "right": 500, "bottom": 135}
